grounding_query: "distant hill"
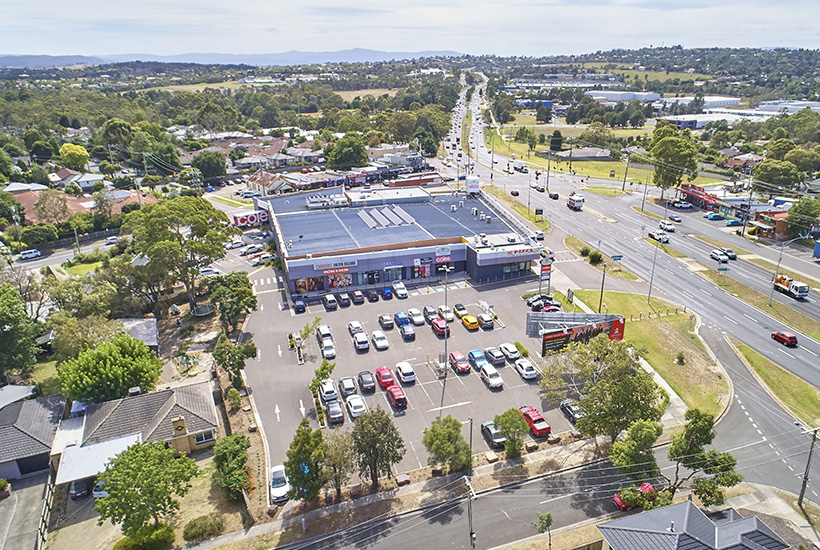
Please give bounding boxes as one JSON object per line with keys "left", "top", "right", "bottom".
{"left": 0, "top": 49, "right": 461, "bottom": 68}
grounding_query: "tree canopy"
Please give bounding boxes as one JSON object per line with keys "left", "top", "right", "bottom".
{"left": 422, "top": 415, "right": 471, "bottom": 473}
{"left": 284, "top": 418, "right": 325, "bottom": 503}
{"left": 649, "top": 122, "right": 698, "bottom": 197}
{"left": 494, "top": 408, "right": 529, "bottom": 459}
{"left": 211, "top": 271, "right": 257, "bottom": 330}
{"left": 785, "top": 196, "right": 820, "bottom": 237}
{"left": 59, "top": 143, "right": 90, "bottom": 170}
{"left": 351, "top": 407, "right": 405, "bottom": 487}
{"left": 327, "top": 133, "right": 368, "bottom": 170}
{"left": 190, "top": 151, "right": 227, "bottom": 180}
{"left": 0, "top": 283, "right": 40, "bottom": 381}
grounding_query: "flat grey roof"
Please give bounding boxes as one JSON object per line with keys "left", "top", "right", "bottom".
{"left": 277, "top": 194, "right": 516, "bottom": 257}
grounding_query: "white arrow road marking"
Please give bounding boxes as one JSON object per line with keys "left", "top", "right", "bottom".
{"left": 278, "top": 345, "right": 282, "bottom": 357}
{"left": 275, "top": 404, "right": 280, "bottom": 422}
{"left": 299, "top": 400, "right": 306, "bottom": 416}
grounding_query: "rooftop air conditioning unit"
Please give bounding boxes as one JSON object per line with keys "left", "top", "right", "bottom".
{"left": 480, "top": 214, "right": 485, "bottom": 220}
{"left": 479, "top": 233, "right": 486, "bottom": 238}
{"left": 507, "top": 236, "right": 516, "bottom": 243}
{"left": 472, "top": 207, "right": 478, "bottom": 216}
{"left": 306, "top": 254, "right": 312, "bottom": 260}
{"left": 459, "top": 201, "right": 464, "bottom": 208}
{"left": 451, "top": 204, "right": 457, "bottom": 212}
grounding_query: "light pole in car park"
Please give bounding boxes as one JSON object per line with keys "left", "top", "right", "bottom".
{"left": 439, "top": 264, "right": 454, "bottom": 382}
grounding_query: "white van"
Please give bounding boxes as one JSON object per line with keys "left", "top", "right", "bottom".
{"left": 20, "top": 249, "right": 41, "bottom": 260}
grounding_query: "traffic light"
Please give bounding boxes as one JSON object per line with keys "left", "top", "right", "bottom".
{"left": 535, "top": 171, "right": 540, "bottom": 180}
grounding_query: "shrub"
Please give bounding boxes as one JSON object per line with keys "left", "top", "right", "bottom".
{"left": 580, "top": 246, "right": 590, "bottom": 257}
{"left": 513, "top": 341, "right": 529, "bottom": 358}
{"left": 588, "top": 250, "right": 603, "bottom": 264}
{"left": 183, "top": 514, "right": 224, "bottom": 542}
{"left": 226, "top": 388, "right": 242, "bottom": 410}
{"left": 113, "top": 523, "right": 175, "bottom": 550}
{"left": 0, "top": 478, "right": 8, "bottom": 491}
{"left": 676, "top": 351, "right": 685, "bottom": 365}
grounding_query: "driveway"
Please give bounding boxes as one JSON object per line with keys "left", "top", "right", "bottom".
{"left": 0, "top": 473, "right": 47, "bottom": 550}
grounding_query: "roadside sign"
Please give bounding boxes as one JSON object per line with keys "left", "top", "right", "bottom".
{"left": 717, "top": 267, "right": 729, "bottom": 272}
{"left": 567, "top": 289, "right": 574, "bottom": 303}
{"left": 611, "top": 254, "right": 623, "bottom": 262}
{"left": 535, "top": 209, "right": 543, "bottom": 216}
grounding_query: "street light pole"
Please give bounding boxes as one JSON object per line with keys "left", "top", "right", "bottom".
{"left": 598, "top": 264, "right": 607, "bottom": 313}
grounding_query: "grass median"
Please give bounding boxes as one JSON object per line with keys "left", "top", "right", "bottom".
{"left": 642, "top": 238, "right": 688, "bottom": 258}
{"left": 210, "top": 196, "right": 254, "bottom": 209}
{"left": 563, "top": 235, "right": 638, "bottom": 280}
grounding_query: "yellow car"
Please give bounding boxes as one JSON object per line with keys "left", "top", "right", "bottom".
{"left": 462, "top": 315, "right": 479, "bottom": 330}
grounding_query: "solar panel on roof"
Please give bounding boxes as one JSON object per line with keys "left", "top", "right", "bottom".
{"left": 357, "top": 210, "right": 378, "bottom": 229}
{"left": 381, "top": 208, "right": 403, "bottom": 225}
{"left": 369, "top": 209, "right": 390, "bottom": 227}
{"left": 393, "top": 206, "right": 416, "bottom": 225}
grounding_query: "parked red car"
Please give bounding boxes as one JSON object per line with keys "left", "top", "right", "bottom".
{"left": 448, "top": 351, "right": 470, "bottom": 374}
{"left": 386, "top": 385, "right": 407, "bottom": 409}
{"left": 431, "top": 318, "right": 450, "bottom": 337}
{"left": 375, "top": 366, "right": 394, "bottom": 389}
{"left": 519, "top": 406, "right": 551, "bottom": 437}
{"left": 613, "top": 483, "right": 656, "bottom": 511}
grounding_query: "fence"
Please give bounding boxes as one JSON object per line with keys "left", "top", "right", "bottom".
{"left": 37, "top": 228, "right": 121, "bottom": 251}
{"left": 35, "top": 471, "right": 56, "bottom": 550}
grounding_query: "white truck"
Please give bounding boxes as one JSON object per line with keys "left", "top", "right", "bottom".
{"left": 773, "top": 274, "right": 810, "bottom": 299}
{"left": 566, "top": 193, "right": 584, "bottom": 211}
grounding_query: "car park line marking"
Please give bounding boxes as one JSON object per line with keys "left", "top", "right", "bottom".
{"left": 779, "top": 349, "right": 795, "bottom": 359}
{"left": 699, "top": 289, "right": 712, "bottom": 297}
{"left": 743, "top": 314, "right": 757, "bottom": 323}
{"left": 805, "top": 348, "right": 817, "bottom": 357}
{"left": 249, "top": 267, "right": 265, "bottom": 276}
{"left": 428, "top": 401, "right": 472, "bottom": 413}
{"left": 275, "top": 404, "right": 280, "bottom": 422}
{"left": 723, "top": 315, "right": 738, "bottom": 325}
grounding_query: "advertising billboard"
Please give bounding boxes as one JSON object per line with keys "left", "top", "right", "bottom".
{"left": 541, "top": 317, "right": 625, "bottom": 355}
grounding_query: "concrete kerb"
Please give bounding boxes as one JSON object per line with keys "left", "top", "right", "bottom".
{"left": 693, "top": 311, "right": 735, "bottom": 425}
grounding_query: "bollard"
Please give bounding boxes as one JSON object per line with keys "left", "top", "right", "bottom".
{"left": 639, "top": 312, "right": 642, "bottom": 320}
{"left": 302, "top": 517, "right": 306, "bottom": 532}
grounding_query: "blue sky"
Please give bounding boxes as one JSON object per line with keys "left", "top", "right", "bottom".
{"left": 1, "top": 0, "right": 818, "bottom": 56}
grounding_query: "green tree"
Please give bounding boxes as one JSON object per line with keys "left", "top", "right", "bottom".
{"left": 44, "top": 275, "right": 115, "bottom": 318}
{"left": 95, "top": 442, "right": 198, "bottom": 536}
{"left": 785, "top": 196, "right": 820, "bottom": 237}
{"left": 549, "top": 130, "right": 564, "bottom": 152}
{"left": 59, "top": 333, "right": 162, "bottom": 403}
{"left": 23, "top": 129, "right": 44, "bottom": 151}
{"left": 649, "top": 123, "right": 698, "bottom": 198}
{"left": 540, "top": 334, "right": 664, "bottom": 442}
{"left": 91, "top": 190, "right": 115, "bottom": 220}
{"left": 59, "top": 143, "right": 90, "bottom": 170}
{"left": 212, "top": 339, "right": 257, "bottom": 389}
{"left": 309, "top": 358, "right": 336, "bottom": 395}
{"left": 0, "top": 149, "right": 12, "bottom": 177}
{"left": 191, "top": 151, "right": 227, "bottom": 180}
{"left": 351, "top": 407, "right": 406, "bottom": 487}
{"left": 390, "top": 111, "right": 416, "bottom": 142}
{"left": 284, "top": 418, "right": 325, "bottom": 503}
{"left": 609, "top": 420, "right": 663, "bottom": 481}
{"left": 535, "top": 105, "right": 552, "bottom": 123}
{"left": 323, "top": 431, "right": 354, "bottom": 500}
{"left": 767, "top": 137, "right": 797, "bottom": 160}
{"left": 212, "top": 434, "right": 251, "bottom": 500}
{"left": 753, "top": 159, "right": 802, "bottom": 193}
{"left": 33, "top": 189, "right": 69, "bottom": 225}
{"left": 177, "top": 167, "right": 203, "bottom": 187}
{"left": 50, "top": 314, "right": 124, "bottom": 364}
{"left": 99, "top": 118, "right": 135, "bottom": 147}
{"left": 327, "top": 133, "right": 367, "bottom": 171}
{"left": 784, "top": 147, "right": 820, "bottom": 173}
{"left": 422, "top": 415, "right": 471, "bottom": 473}
{"left": 123, "top": 196, "right": 235, "bottom": 309}
{"left": 579, "top": 122, "right": 614, "bottom": 148}
{"left": 30, "top": 141, "right": 54, "bottom": 162}
{"left": 211, "top": 271, "right": 257, "bottom": 330}
{"left": 528, "top": 132, "right": 538, "bottom": 156}
{"left": 494, "top": 408, "right": 529, "bottom": 459}
{"left": 533, "top": 511, "right": 554, "bottom": 550}
{"left": 0, "top": 283, "right": 40, "bottom": 381}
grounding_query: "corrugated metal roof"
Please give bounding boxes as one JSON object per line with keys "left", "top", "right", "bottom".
{"left": 50, "top": 417, "right": 85, "bottom": 457}
{"left": 55, "top": 434, "right": 139, "bottom": 485}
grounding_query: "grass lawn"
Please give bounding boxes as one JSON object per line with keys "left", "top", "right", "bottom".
{"left": 563, "top": 235, "right": 639, "bottom": 280}
{"left": 210, "top": 196, "right": 254, "bottom": 209}
{"left": 485, "top": 185, "right": 552, "bottom": 233}
{"left": 335, "top": 88, "right": 402, "bottom": 101}
{"left": 462, "top": 110, "right": 472, "bottom": 151}
{"left": 698, "top": 266, "right": 820, "bottom": 341}
{"left": 31, "top": 360, "right": 61, "bottom": 396}
{"left": 735, "top": 341, "right": 820, "bottom": 426}
{"left": 632, "top": 205, "right": 664, "bottom": 220}
{"left": 585, "top": 186, "right": 626, "bottom": 197}
{"left": 65, "top": 261, "right": 102, "bottom": 276}
{"left": 571, "top": 290, "right": 725, "bottom": 416}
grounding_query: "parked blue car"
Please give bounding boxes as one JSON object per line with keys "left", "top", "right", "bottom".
{"left": 726, "top": 219, "right": 743, "bottom": 227}
{"left": 706, "top": 212, "right": 725, "bottom": 221}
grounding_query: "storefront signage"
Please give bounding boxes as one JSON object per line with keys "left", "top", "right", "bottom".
{"left": 435, "top": 247, "right": 451, "bottom": 257}
{"left": 323, "top": 267, "right": 350, "bottom": 275}
{"left": 506, "top": 247, "right": 534, "bottom": 257}
{"left": 314, "top": 260, "right": 358, "bottom": 271}
{"left": 435, "top": 256, "right": 451, "bottom": 263}
{"left": 384, "top": 261, "right": 403, "bottom": 269}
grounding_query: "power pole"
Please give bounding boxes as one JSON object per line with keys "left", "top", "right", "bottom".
{"left": 464, "top": 475, "right": 476, "bottom": 549}
{"left": 799, "top": 427, "right": 819, "bottom": 508}
{"left": 598, "top": 264, "right": 607, "bottom": 313}
{"left": 622, "top": 154, "right": 631, "bottom": 191}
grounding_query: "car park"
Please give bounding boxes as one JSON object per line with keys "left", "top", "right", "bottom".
{"left": 468, "top": 349, "right": 488, "bottom": 370}
{"left": 648, "top": 230, "right": 669, "bottom": 243}
{"left": 358, "top": 371, "right": 376, "bottom": 392}
{"left": 499, "top": 342, "right": 520, "bottom": 361}
{"left": 396, "top": 362, "right": 416, "bottom": 383}
{"left": 453, "top": 303, "right": 468, "bottom": 318}
{"left": 449, "top": 351, "right": 470, "bottom": 374}
{"left": 323, "top": 294, "right": 338, "bottom": 310}
{"left": 669, "top": 214, "right": 682, "bottom": 222}
{"left": 270, "top": 465, "right": 291, "bottom": 504}
{"left": 345, "top": 394, "right": 368, "bottom": 418}
{"left": 560, "top": 399, "right": 586, "bottom": 424}
{"left": 294, "top": 300, "right": 306, "bottom": 313}
{"left": 371, "top": 330, "right": 389, "bottom": 350}
{"left": 394, "top": 312, "right": 410, "bottom": 326}
{"left": 386, "top": 385, "right": 408, "bottom": 409}
{"left": 366, "top": 290, "right": 380, "bottom": 302}
{"left": 519, "top": 406, "right": 551, "bottom": 437}
{"left": 339, "top": 376, "right": 357, "bottom": 397}
{"left": 477, "top": 313, "right": 494, "bottom": 329}
{"left": 399, "top": 324, "right": 415, "bottom": 341}
{"left": 337, "top": 293, "right": 351, "bottom": 307}
{"left": 351, "top": 291, "right": 365, "bottom": 304}
{"left": 326, "top": 399, "right": 345, "bottom": 424}
{"left": 348, "top": 321, "right": 364, "bottom": 336}
{"left": 378, "top": 314, "right": 394, "bottom": 329}
{"left": 423, "top": 305, "right": 439, "bottom": 323}
{"left": 480, "top": 364, "right": 504, "bottom": 389}
{"left": 431, "top": 318, "right": 450, "bottom": 337}
{"left": 438, "top": 305, "right": 455, "bottom": 322}
{"left": 658, "top": 220, "right": 676, "bottom": 232}
{"left": 375, "top": 366, "right": 394, "bottom": 388}
{"left": 710, "top": 249, "right": 729, "bottom": 263}
{"left": 353, "top": 332, "right": 369, "bottom": 351}
{"left": 772, "top": 331, "right": 798, "bottom": 346}
{"left": 514, "top": 358, "right": 538, "bottom": 380}
{"left": 381, "top": 287, "right": 393, "bottom": 300}
{"left": 392, "top": 281, "right": 408, "bottom": 298}
{"left": 718, "top": 247, "right": 737, "bottom": 260}
{"left": 318, "top": 379, "right": 338, "bottom": 403}
{"left": 462, "top": 315, "right": 479, "bottom": 330}
{"left": 706, "top": 212, "right": 725, "bottom": 220}
{"left": 483, "top": 347, "right": 505, "bottom": 366}
{"left": 726, "top": 219, "right": 743, "bottom": 227}
{"left": 407, "top": 308, "right": 425, "bottom": 325}
{"left": 481, "top": 420, "right": 507, "bottom": 449}
{"left": 321, "top": 338, "right": 336, "bottom": 359}
{"left": 613, "top": 483, "right": 655, "bottom": 511}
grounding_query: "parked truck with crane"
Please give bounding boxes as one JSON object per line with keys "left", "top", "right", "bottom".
{"left": 566, "top": 193, "right": 585, "bottom": 211}
{"left": 773, "top": 273, "right": 810, "bottom": 299}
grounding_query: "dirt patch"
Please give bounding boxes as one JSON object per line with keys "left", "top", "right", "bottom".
{"left": 157, "top": 300, "right": 223, "bottom": 384}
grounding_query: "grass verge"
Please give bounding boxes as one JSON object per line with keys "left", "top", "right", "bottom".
{"left": 65, "top": 261, "right": 101, "bottom": 276}
{"left": 692, "top": 235, "right": 752, "bottom": 257}
{"left": 631, "top": 205, "right": 664, "bottom": 220}
{"left": 210, "top": 196, "right": 254, "bottom": 209}
{"left": 585, "top": 186, "right": 626, "bottom": 197}
{"left": 698, "top": 266, "right": 820, "bottom": 341}
{"left": 642, "top": 238, "right": 688, "bottom": 258}
{"left": 745, "top": 257, "right": 820, "bottom": 288}
{"left": 31, "top": 360, "right": 60, "bottom": 396}
{"left": 563, "top": 236, "right": 638, "bottom": 280}
{"left": 734, "top": 341, "right": 820, "bottom": 427}
{"left": 569, "top": 290, "right": 725, "bottom": 416}
{"left": 485, "top": 185, "right": 552, "bottom": 233}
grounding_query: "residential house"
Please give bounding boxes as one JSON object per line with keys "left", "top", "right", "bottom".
{"left": 53, "top": 381, "right": 219, "bottom": 486}
{"left": 727, "top": 152, "right": 764, "bottom": 171}
{"left": 0, "top": 395, "right": 66, "bottom": 479}
{"left": 75, "top": 173, "right": 106, "bottom": 192}
{"left": 247, "top": 169, "right": 317, "bottom": 195}
{"left": 233, "top": 155, "right": 270, "bottom": 170}
{"left": 598, "top": 500, "right": 787, "bottom": 550}
{"left": 286, "top": 147, "right": 322, "bottom": 164}
{"left": 1, "top": 182, "right": 49, "bottom": 194}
